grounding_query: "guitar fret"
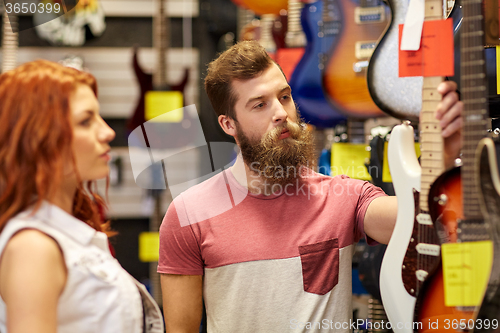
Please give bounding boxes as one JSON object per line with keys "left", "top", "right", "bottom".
{"left": 462, "top": 31, "right": 485, "bottom": 38}
{"left": 462, "top": 73, "right": 486, "bottom": 79}
{"left": 461, "top": 86, "right": 487, "bottom": 93}
{"left": 461, "top": 0, "right": 483, "bottom": 4}
{"left": 463, "top": 98, "right": 488, "bottom": 104}
{"left": 462, "top": 15, "right": 484, "bottom": 21}
{"left": 461, "top": 59, "right": 485, "bottom": 66}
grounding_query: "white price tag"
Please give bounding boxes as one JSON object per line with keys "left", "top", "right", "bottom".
{"left": 400, "top": 0, "right": 425, "bottom": 51}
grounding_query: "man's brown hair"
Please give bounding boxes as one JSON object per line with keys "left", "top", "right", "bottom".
{"left": 204, "top": 40, "right": 274, "bottom": 120}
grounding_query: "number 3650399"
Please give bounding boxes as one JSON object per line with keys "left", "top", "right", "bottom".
{"left": 5, "top": 2, "right": 61, "bottom": 14}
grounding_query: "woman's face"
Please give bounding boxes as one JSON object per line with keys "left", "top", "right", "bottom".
{"left": 70, "top": 84, "right": 115, "bottom": 181}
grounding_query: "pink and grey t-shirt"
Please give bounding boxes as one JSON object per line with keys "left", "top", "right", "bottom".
{"left": 158, "top": 168, "right": 386, "bottom": 332}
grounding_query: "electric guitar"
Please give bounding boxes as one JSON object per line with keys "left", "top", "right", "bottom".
{"left": 127, "top": 0, "right": 189, "bottom": 132}
{"left": 380, "top": 77, "right": 444, "bottom": 333}
{"left": 127, "top": 0, "right": 189, "bottom": 304}
{"left": 288, "top": 0, "right": 346, "bottom": 128}
{"left": 321, "top": 0, "right": 390, "bottom": 118}
{"left": 420, "top": 0, "right": 491, "bottom": 327}
{"left": 473, "top": 137, "right": 500, "bottom": 333}
{"left": 366, "top": 0, "right": 460, "bottom": 121}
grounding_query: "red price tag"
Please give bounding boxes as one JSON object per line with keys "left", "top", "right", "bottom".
{"left": 398, "top": 19, "right": 454, "bottom": 77}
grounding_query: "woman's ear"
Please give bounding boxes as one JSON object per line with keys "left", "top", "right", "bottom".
{"left": 218, "top": 115, "right": 237, "bottom": 137}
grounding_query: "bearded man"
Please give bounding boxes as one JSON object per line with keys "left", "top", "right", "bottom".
{"left": 158, "top": 41, "right": 463, "bottom": 333}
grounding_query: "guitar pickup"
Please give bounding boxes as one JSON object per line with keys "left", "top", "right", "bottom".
{"left": 416, "top": 243, "right": 441, "bottom": 256}
{"left": 354, "top": 41, "right": 376, "bottom": 60}
{"left": 416, "top": 213, "right": 433, "bottom": 225}
{"left": 354, "top": 6, "right": 386, "bottom": 24}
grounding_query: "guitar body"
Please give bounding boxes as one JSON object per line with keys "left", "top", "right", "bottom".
{"left": 321, "top": 0, "right": 389, "bottom": 118}
{"left": 415, "top": 167, "right": 476, "bottom": 331}
{"left": 416, "top": 267, "right": 475, "bottom": 333}
{"left": 380, "top": 123, "right": 421, "bottom": 332}
{"left": 289, "top": 0, "right": 346, "bottom": 128}
{"left": 366, "top": 0, "right": 462, "bottom": 121}
{"left": 474, "top": 138, "right": 500, "bottom": 332}
{"left": 127, "top": 47, "right": 189, "bottom": 132}
{"left": 239, "top": 0, "right": 288, "bottom": 15}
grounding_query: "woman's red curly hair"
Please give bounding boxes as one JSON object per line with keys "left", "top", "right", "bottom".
{"left": 0, "top": 59, "right": 111, "bottom": 233}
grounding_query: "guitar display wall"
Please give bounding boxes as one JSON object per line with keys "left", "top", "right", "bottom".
{"left": 0, "top": 47, "right": 199, "bottom": 119}
{"left": 0, "top": 0, "right": 202, "bottom": 218}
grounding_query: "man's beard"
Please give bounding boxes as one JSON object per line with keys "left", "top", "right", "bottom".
{"left": 235, "top": 118, "right": 316, "bottom": 188}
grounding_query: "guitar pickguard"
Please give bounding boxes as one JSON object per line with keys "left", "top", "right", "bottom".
{"left": 401, "top": 190, "right": 440, "bottom": 297}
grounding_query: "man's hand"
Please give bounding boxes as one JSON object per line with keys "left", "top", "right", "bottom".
{"left": 436, "top": 81, "right": 463, "bottom": 169}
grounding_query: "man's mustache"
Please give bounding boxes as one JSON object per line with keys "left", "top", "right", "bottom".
{"left": 261, "top": 121, "right": 303, "bottom": 148}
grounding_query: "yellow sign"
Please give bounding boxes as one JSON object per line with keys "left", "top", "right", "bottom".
{"left": 441, "top": 240, "right": 493, "bottom": 307}
{"left": 382, "top": 142, "right": 421, "bottom": 183}
{"left": 145, "top": 91, "right": 184, "bottom": 122}
{"left": 138, "top": 232, "right": 160, "bottom": 262}
{"left": 331, "top": 143, "right": 371, "bottom": 180}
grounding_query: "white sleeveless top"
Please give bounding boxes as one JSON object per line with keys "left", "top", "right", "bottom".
{"left": 0, "top": 202, "right": 164, "bottom": 333}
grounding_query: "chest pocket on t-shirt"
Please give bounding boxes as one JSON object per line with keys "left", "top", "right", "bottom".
{"left": 298, "top": 238, "right": 339, "bottom": 295}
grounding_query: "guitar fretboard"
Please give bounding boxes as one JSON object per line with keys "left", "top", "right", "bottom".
{"left": 323, "top": 0, "right": 341, "bottom": 37}
{"left": 420, "top": 77, "right": 445, "bottom": 211}
{"left": 418, "top": 0, "right": 446, "bottom": 211}
{"left": 153, "top": 0, "right": 168, "bottom": 89}
{"left": 260, "top": 14, "right": 277, "bottom": 53}
{"left": 285, "top": 0, "right": 305, "bottom": 47}
{"left": 460, "top": 0, "right": 488, "bottom": 220}
{"left": 1, "top": 12, "right": 18, "bottom": 73}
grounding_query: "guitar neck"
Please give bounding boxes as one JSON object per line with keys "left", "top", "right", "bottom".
{"left": 420, "top": 77, "right": 445, "bottom": 211}
{"left": 154, "top": 0, "right": 168, "bottom": 89}
{"left": 285, "top": 0, "right": 305, "bottom": 48}
{"left": 322, "top": 0, "right": 341, "bottom": 37}
{"left": 460, "top": 0, "right": 488, "bottom": 219}
{"left": 347, "top": 119, "right": 365, "bottom": 144}
{"left": 419, "top": 0, "right": 446, "bottom": 211}
{"left": 1, "top": 12, "right": 18, "bottom": 73}
{"left": 260, "top": 14, "right": 277, "bottom": 53}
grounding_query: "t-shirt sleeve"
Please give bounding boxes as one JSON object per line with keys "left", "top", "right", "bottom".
{"left": 345, "top": 176, "right": 388, "bottom": 245}
{"left": 157, "top": 199, "right": 204, "bottom": 275}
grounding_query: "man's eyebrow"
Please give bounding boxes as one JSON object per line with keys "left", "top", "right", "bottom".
{"left": 244, "top": 86, "right": 291, "bottom": 108}
{"left": 245, "top": 95, "right": 264, "bottom": 108}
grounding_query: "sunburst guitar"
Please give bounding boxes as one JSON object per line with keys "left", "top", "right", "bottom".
{"left": 419, "top": 0, "right": 493, "bottom": 328}
{"left": 321, "top": 0, "right": 390, "bottom": 118}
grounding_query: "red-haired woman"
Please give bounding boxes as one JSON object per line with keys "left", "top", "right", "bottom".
{"left": 0, "top": 60, "right": 163, "bottom": 333}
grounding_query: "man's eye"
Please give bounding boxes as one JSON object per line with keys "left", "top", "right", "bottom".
{"left": 254, "top": 102, "right": 265, "bottom": 109}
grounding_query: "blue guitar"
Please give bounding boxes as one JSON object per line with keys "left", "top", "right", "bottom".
{"left": 289, "top": 0, "right": 346, "bottom": 128}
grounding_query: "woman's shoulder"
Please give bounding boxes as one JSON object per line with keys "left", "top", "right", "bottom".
{"left": 4, "top": 228, "right": 61, "bottom": 256}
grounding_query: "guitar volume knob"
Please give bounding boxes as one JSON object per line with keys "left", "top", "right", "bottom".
{"left": 435, "top": 194, "right": 448, "bottom": 206}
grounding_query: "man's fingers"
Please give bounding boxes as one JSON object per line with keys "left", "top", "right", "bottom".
{"left": 436, "top": 92, "right": 460, "bottom": 120}
{"left": 442, "top": 112, "right": 463, "bottom": 138}
{"left": 437, "top": 81, "right": 457, "bottom": 95}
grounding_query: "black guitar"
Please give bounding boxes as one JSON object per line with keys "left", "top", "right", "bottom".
{"left": 127, "top": 0, "right": 189, "bottom": 132}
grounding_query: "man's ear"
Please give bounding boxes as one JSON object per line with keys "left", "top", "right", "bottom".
{"left": 218, "top": 115, "right": 237, "bottom": 137}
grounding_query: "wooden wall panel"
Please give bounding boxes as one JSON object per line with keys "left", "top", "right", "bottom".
{"left": 0, "top": 46, "right": 200, "bottom": 118}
